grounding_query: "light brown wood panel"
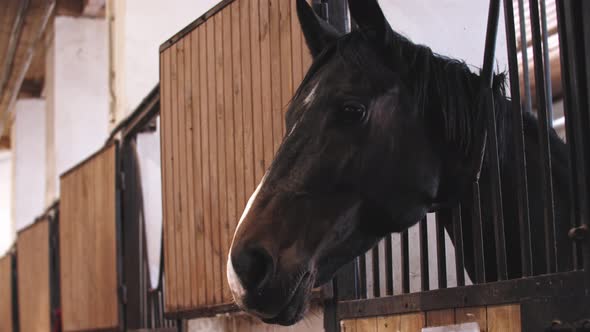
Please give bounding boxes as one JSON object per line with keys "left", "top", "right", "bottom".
{"left": 456, "top": 306, "right": 487, "bottom": 331}
{"left": 0, "top": 255, "right": 13, "bottom": 332}
{"left": 377, "top": 315, "right": 401, "bottom": 332}
{"left": 426, "top": 309, "right": 455, "bottom": 327}
{"left": 356, "top": 317, "right": 378, "bottom": 332}
{"left": 487, "top": 304, "right": 521, "bottom": 332}
{"left": 399, "top": 312, "right": 425, "bottom": 332}
{"left": 160, "top": 0, "right": 314, "bottom": 315}
{"left": 340, "top": 319, "right": 358, "bottom": 332}
{"left": 59, "top": 144, "right": 119, "bottom": 331}
{"left": 17, "top": 219, "right": 51, "bottom": 332}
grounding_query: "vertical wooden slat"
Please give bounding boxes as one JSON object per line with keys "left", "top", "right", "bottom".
{"left": 59, "top": 174, "right": 71, "bottom": 330}
{"left": 279, "top": 0, "right": 293, "bottom": 130}
{"left": 0, "top": 256, "right": 13, "bottom": 332}
{"left": 290, "top": 0, "right": 303, "bottom": 89}
{"left": 377, "top": 315, "right": 401, "bottom": 332}
{"left": 190, "top": 28, "right": 206, "bottom": 308}
{"left": 426, "top": 309, "right": 456, "bottom": 327}
{"left": 249, "top": 0, "right": 268, "bottom": 182}
{"left": 238, "top": 1, "right": 254, "bottom": 202}
{"left": 160, "top": 49, "right": 176, "bottom": 311}
{"left": 88, "top": 147, "right": 97, "bottom": 327}
{"left": 260, "top": 0, "right": 274, "bottom": 168}
{"left": 177, "top": 38, "right": 192, "bottom": 309}
{"left": 456, "top": 306, "right": 487, "bottom": 331}
{"left": 201, "top": 21, "right": 215, "bottom": 305}
{"left": 170, "top": 40, "right": 184, "bottom": 310}
{"left": 233, "top": 1, "right": 248, "bottom": 213}
{"left": 400, "top": 312, "right": 425, "bottom": 332}
{"left": 184, "top": 32, "right": 199, "bottom": 308}
{"left": 212, "top": 14, "right": 224, "bottom": 303}
{"left": 222, "top": 7, "right": 235, "bottom": 303}
{"left": 269, "top": 0, "right": 283, "bottom": 153}
{"left": 487, "top": 304, "right": 521, "bottom": 332}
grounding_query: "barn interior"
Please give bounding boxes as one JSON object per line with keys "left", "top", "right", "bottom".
{"left": 0, "top": 0, "right": 586, "bottom": 331}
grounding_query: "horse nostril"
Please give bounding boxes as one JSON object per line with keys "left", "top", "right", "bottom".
{"left": 232, "top": 247, "right": 274, "bottom": 291}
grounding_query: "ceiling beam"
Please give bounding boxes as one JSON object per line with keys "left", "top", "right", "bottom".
{"left": 18, "top": 79, "right": 43, "bottom": 99}
{"left": 0, "top": 135, "right": 10, "bottom": 150}
{"left": 56, "top": 0, "right": 105, "bottom": 18}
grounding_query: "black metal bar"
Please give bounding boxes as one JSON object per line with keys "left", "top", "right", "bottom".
{"left": 581, "top": 0, "right": 590, "bottom": 288}
{"left": 453, "top": 205, "right": 466, "bottom": 287}
{"left": 372, "top": 245, "right": 380, "bottom": 297}
{"left": 503, "top": 0, "right": 533, "bottom": 277}
{"left": 335, "top": 260, "right": 360, "bottom": 301}
{"left": 359, "top": 254, "right": 367, "bottom": 299}
{"left": 529, "top": 0, "right": 558, "bottom": 274}
{"left": 471, "top": 184, "right": 486, "bottom": 283}
{"left": 518, "top": 0, "right": 533, "bottom": 113}
{"left": 401, "top": 230, "right": 410, "bottom": 294}
{"left": 435, "top": 213, "right": 447, "bottom": 289}
{"left": 325, "top": 0, "right": 350, "bottom": 34}
{"left": 385, "top": 234, "right": 394, "bottom": 296}
{"left": 419, "top": 217, "right": 429, "bottom": 291}
{"left": 540, "top": 0, "right": 554, "bottom": 124}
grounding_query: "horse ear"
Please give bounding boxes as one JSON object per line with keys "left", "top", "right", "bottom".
{"left": 348, "top": 0, "right": 394, "bottom": 44}
{"left": 296, "top": 0, "right": 340, "bottom": 58}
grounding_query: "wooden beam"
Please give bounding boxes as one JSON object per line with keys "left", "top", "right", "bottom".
{"left": 56, "top": 0, "right": 105, "bottom": 18}
{"left": 18, "top": 79, "right": 43, "bottom": 98}
{"left": 0, "top": 134, "right": 10, "bottom": 150}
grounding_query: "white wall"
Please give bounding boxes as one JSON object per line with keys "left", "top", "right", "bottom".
{"left": 0, "top": 151, "right": 13, "bottom": 256}
{"left": 13, "top": 99, "right": 46, "bottom": 231}
{"left": 46, "top": 16, "right": 109, "bottom": 201}
{"left": 380, "top": 0, "right": 508, "bottom": 75}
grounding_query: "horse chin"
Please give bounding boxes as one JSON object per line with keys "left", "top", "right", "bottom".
{"left": 261, "top": 272, "right": 314, "bottom": 326}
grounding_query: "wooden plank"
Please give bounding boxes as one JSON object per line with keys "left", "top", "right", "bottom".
{"left": 184, "top": 32, "right": 199, "bottom": 308}
{"left": 400, "top": 312, "right": 425, "bottom": 332}
{"left": 456, "top": 306, "right": 487, "bottom": 332}
{"left": 269, "top": 0, "right": 283, "bottom": 153}
{"left": 208, "top": 16, "right": 221, "bottom": 304}
{"left": 200, "top": 22, "right": 214, "bottom": 306}
{"left": 290, "top": 0, "right": 303, "bottom": 91}
{"left": 259, "top": 0, "right": 274, "bottom": 170}
{"left": 176, "top": 37, "right": 192, "bottom": 310}
{"left": 250, "top": 0, "right": 265, "bottom": 180}
{"left": 279, "top": 0, "right": 293, "bottom": 132}
{"left": 426, "top": 309, "right": 455, "bottom": 327}
{"left": 356, "top": 317, "right": 378, "bottom": 332}
{"left": 214, "top": 12, "right": 227, "bottom": 303}
{"left": 377, "top": 315, "right": 401, "bottom": 332}
{"left": 59, "top": 174, "right": 72, "bottom": 330}
{"left": 239, "top": 0, "right": 255, "bottom": 197}
{"left": 170, "top": 39, "right": 182, "bottom": 310}
{"left": 0, "top": 255, "right": 14, "bottom": 332}
{"left": 340, "top": 319, "right": 358, "bottom": 332}
{"left": 487, "top": 304, "right": 521, "bottom": 332}
{"left": 87, "top": 147, "right": 96, "bottom": 328}
{"left": 190, "top": 29, "right": 206, "bottom": 308}
{"left": 221, "top": 6, "right": 236, "bottom": 303}
{"left": 231, "top": 1, "right": 246, "bottom": 240}
{"left": 160, "top": 49, "right": 176, "bottom": 311}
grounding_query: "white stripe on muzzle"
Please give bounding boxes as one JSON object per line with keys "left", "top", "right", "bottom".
{"left": 227, "top": 174, "right": 267, "bottom": 303}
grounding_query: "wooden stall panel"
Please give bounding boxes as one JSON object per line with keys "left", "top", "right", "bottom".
{"left": 17, "top": 219, "right": 51, "bottom": 332}
{"left": 160, "top": 0, "right": 313, "bottom": 314}
{"left": 59, "top": 144, "right": 119, "bottom": 332}
{"left": 341, "top": 304, "right": 521, "bottom": 332}
{"left": 0, "top": 255, "right": 14, "bottom": 332}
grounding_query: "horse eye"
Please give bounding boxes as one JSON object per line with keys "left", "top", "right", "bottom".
{"left": 338, "top": 103, "right": 367, "bottom": 125}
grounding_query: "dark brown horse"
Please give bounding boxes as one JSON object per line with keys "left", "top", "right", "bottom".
{"left": 227, "top": 0, "right": 570, "bottom": 325}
